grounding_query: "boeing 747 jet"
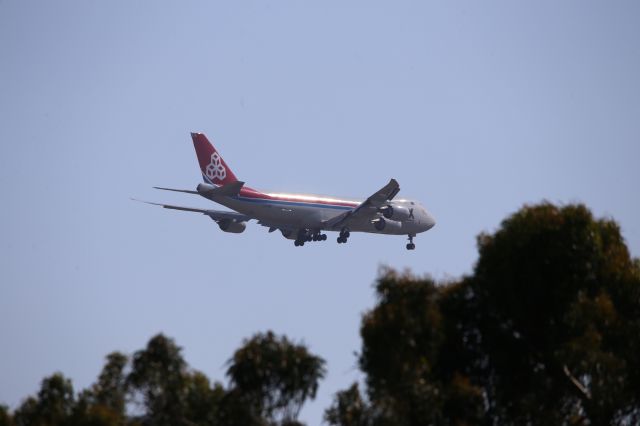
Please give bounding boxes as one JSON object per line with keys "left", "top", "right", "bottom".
{"left": 138, "top": 133, "right": 435, "bottom": 250}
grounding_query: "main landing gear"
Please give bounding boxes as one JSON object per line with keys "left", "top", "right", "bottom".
{"left": 406, "top": 234, "right": 416, "bottom": 250}
{"left": 337, "top": 228, "right": 350, "bottom": 244}
{"left": 294, "top": 230, "right": 327, "bottom": 247}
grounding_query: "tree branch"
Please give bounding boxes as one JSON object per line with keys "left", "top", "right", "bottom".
{"left": 562, "top": 365, "right": 591, "bottom": 401}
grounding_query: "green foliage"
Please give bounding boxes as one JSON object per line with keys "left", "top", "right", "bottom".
{"left": 0, "top": 405, "right": 13, "bottom": 426}
{"left": 12, "top": 398, "right": 38, "bottom": 426}
{"left": 3, "top": 331, "right": 324, "bottom": 426}
{"left": 357, "top": 271, "right": 484, "bottom": 426}
{"left": 226, "top": 331, "right": 326, "bottom": 424}
{"left": 126, "top": 333, "right": 230, "bottom": 425}
{"left": 92, "top": 352, "right": 128, "bottom": 415}
{"left": 336, "top": 202, "right": 640, "bottom": 425}
{"left": 72, "top": 351, "right": 128, "bottom": 425}
{"left": 182, "top": 371, "right": 225, "bottom": 425}
{"left": 323, "top": 383, "right": 370, "bottom": 426}
{"left": 127, "top": 334, "right": 190, "bottom": 425}
{"left": 215, "top": 388, "right": 267, "bottom": 426}
{"left": 13, "top": 373, "right": 75, "bottom": 426}
{"left": 470, "top": 203, "right": 640, "bottom": 424}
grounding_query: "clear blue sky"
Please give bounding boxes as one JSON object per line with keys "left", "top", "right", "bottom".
{"left": 1, "top": 1, "right": 638, "bottom": 423}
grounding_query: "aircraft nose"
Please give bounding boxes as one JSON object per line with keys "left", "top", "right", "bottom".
{"left": 424, "top": 211, "right": 436, "bottom": 231}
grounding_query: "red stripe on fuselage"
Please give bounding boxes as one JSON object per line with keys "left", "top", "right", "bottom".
{"left": 238, "top": 187, "right": 359, "bottom": 208}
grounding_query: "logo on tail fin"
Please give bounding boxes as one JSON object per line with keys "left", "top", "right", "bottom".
{"left": 205, "top": 152, "right": 227, "bottom": 181}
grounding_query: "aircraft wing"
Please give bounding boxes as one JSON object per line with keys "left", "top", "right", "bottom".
{"left": 324, "top": 178, "right": 400, "bottom": 229}
{"left": 133, "top": 199, "right": 252, "bottom": 222}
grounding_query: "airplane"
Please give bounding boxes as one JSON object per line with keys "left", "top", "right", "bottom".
{"left": 137, "top": 133, "right": 436, "bottom": 250}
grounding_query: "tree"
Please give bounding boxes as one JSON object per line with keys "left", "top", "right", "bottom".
{"left": 356, "top": 270, "right": 484, "bottom": 426}
{"left": 3, "top": 332, "right": 326, "bottom": 426}
{"left": 226, "top": 331, "right": 326, "bottom": 424}
{"left": 470, "top": 203, "right": 640, "bottom": 424}
{"left": 323, "top": 383, "right": 370, "bottom": 426}
{"left": 182, "top": 371, "right": 225, "bottom": 425}
{"left": 91, "top": 352, "right": 128, "bottom": 415}
{"left": 127, "top": 333, "right": 191, "bottom": 425}
{"left": 0, "top": 405, "right": 13, "bottom": 426}
{"left": 12, "top": 398, "right": 38, "bottom": 426}
{"left": 71, "top": 352, "right": 129, "bottom": 426}
{"left": 13, "top": 373, "right": 75, "bottom": 426}
{"left": 127, "top": 333, "right": 229, "bottom": 426}
{"left": 338, "top": 203, "right": 640, "bottom": 425}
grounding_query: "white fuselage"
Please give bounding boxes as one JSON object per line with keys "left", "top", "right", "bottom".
{"left": 209, "top": 191, "right": 435, "bottom": 237}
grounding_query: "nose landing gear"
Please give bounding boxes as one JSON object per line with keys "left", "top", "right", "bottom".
{"left": 406, "top": 234, "right": 416, "bottom": 250}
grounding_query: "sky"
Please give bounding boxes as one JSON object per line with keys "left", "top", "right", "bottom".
{"left": 1, "top": 1, "right": 639, "bottom": 423}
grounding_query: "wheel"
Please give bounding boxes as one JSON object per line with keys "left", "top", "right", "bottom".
{"left": 312, "top": 235, "right": 318, "bottom": 241}
{"left": 344, "top": 231, "right": 350, "bottom": 238}
{"left": 295, "top": 241, "right": 300, "bottom": 247}
{"left": 322, "top": 234, "right": 327, "bottom": 241}
{"left": 406, "top": 243, "right": 415, "bottom": 250}
{"left": 337, "top": 237, "right": 343, "bottom": 244}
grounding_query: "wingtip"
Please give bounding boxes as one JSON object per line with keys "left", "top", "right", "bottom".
{"left": 130, "top": 198, "right": 158, "bottom": 206}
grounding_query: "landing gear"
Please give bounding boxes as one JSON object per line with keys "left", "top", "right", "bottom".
{"left": 337, "top": 228, "right": 350, "bottom": 244}
{"left": 294, "top": 230, "right": 327, "bottom": 246}
{"left": 406, "top": 234, "right": 416, "bottom": 250}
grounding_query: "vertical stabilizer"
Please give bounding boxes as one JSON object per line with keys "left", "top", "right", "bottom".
{"left": 191, "top": 132, "right": 238, "bottom": 185}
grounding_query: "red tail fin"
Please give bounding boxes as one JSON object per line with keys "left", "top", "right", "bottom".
{"left": 191, "top": 132, "right": 238, "bottom": 185}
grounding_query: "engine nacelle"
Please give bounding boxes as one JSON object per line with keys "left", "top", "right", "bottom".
{"left": 197, "top": 183, "right": 216, "bottom": 194}
{"left": 218, "top": 220, "right": 246, "bottom": 233}
{"left": 379, "top": 204, "right": 412, "bottom": 221}
{"left": 371, "top": 217, "right": 403, "bottom": 232}
{"left": 280, "top": 228, "right": 312, "bottom": 240}
{"left": 280, "top": 229, "right": 296, "bottom": 240}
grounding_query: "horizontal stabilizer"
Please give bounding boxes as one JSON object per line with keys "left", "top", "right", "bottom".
{"left": 153, "top": 187, "right": 199, "bottom": 195}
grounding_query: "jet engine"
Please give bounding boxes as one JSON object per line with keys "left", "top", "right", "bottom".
{"left": 217, "top": 219, "right": 246, "bottom": 233}
{"left": 379, "top": 205, "right": 412, "bottom": 221}
{"left": 371, "top": 217, "right": 402, "bottom": 232}
{"left": 280, "top": 229, "right": 296, "bottom": 240}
